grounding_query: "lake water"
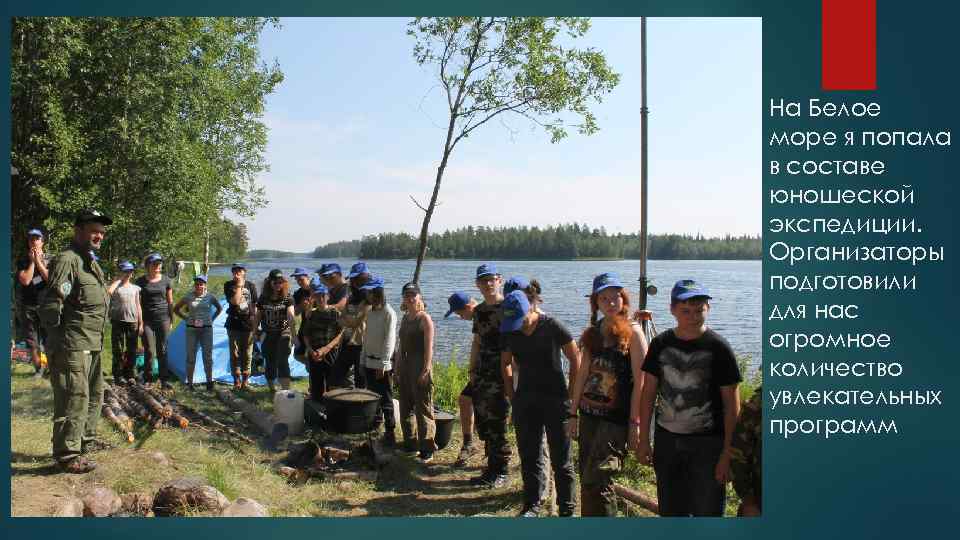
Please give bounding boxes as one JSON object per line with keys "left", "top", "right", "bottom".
{"left": 210, "top": 259, "right": 761, "bottom": 372}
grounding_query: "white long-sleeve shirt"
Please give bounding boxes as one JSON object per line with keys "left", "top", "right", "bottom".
{"left": 361, "top": 303, "right": 397, "bottom": 370}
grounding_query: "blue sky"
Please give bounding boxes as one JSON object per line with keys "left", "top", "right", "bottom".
{"left": 241, "top": 17, "right": 761, "bottom": 251}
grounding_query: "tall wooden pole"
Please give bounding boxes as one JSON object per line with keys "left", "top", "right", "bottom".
{"left": 639, "top": 16, "right": 650, "bottom": 311}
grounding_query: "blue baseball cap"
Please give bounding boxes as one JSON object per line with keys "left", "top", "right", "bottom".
{"left": 503, "top": 276, "right": 530, "bottom": 295}
{"left": 592, "top": 272, "right": 624, "bottom": 294}
{"left": 671, "top": 279, "right": 712, "bottom": 302}
{"left": 476, "top": 263, "right": 499, "bottom": 279}
{"left": 118, "top": 261, "right": 135, "bottom": 272}
{"left": 318, "top": 262, "right": 342, "bottom": 276}
{"left": 310, "top": 278, "right": 329, "bottom": 295}
{"left": 27, "top": 228, "right": 43, "bottom": 238}
{"left": 145, "top": 253, "right": 162, "bottom": 264}
{"left": 347, "top": 262, "right": 370, "bottom": 278}
{"left": 500, "top": 290, "right": 531, "bottom": 332}
{"left": 230, "top": 262, "right": 246, "bottom": 270}
{"left": 194, "top": 274, "right": 208, "bottom": 283}
{"left": 445, "top": 292, "right": 471, "bottom": 318}
{"left": 359, "top": 275, "right": 385, "bottom": 291}
{"left": 290, "top": 267, "right": 310, "bottom": 277}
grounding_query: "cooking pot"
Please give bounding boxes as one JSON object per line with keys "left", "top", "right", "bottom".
{"left": 323, "top": 388, "right": 381, "bottom": 434}
{"left": 433, "top": 408, "right": 456, "bottom": 450}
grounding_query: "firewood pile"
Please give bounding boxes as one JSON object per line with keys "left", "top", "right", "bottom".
{"left": 273, "top": 438, "right": 384, "bottom": 485}
{"left": 101, "top": 380, "right": 253, "bottom": 445}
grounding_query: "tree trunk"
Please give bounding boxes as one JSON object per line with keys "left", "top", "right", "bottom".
{"left": 203, "top": 224, "right": 210, "bottom": 274}
{"left": 412, "top": 115, "right": 458, "bottom": 284}
{"left": 411, "top": 159, "right": 448, "bottom": 285}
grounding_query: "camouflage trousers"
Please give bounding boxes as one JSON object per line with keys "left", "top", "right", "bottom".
{"left": 472, "top": 356, "right": 511, "bottom": 473}
{"left": 50, "top": 349, "right": 104, "bottom": 462}
{"left": 578, "top": 415, "right": 628, "bottom": 516}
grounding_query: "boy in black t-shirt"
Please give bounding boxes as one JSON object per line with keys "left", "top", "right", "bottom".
{"left": 224, "top": 263, "right": 258, "bottom": 389}
{"left": 633, "top": 279, "right": 742, "bottom": 517}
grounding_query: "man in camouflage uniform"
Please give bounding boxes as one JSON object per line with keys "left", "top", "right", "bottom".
{"left": 730, "top": 387, "right": 762, "bottom": 516}
{"left": 38, "top": 210, "right": 112, "bottom": 473}
{"left": 468, "top": 264, "right": 512, "bottom": 488}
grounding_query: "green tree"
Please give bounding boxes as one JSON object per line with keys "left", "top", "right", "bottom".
{"left": 11, "top": 17, "right": 282, "bottom": 270}
{"left": 406, "top": 17, "right": 620, "bottom": 283}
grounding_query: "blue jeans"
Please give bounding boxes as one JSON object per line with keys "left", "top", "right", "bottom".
{"left": 653, "top": 425, "right": 726, "bottom": 516}
{"left": 185, "top": 326, "right": 213, "bottom": 383}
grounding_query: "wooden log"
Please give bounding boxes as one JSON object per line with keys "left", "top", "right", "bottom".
{"left": 129, "top": 384, "right": 172, "bottom": 418}
{"left": 102, "top": 404, "right": 135, "bottom": 443}
{"left": 612, "top": 483, "right": 660, "bottom": 515}
{"left": 145, "top": 386, "right": 176, "bottom": 416}
{"left": 317, "top": 470, "right": 377, "bottom": 483}
{"left": 120, "top": 392, "right": 151, "bottom": 422}
{"left": 169, "top": 412, "right": 190, "bottom": 429}
{"left": 215, "top": 389, "right": 274, "bottom": 436}
{"left": 105, "top": 396, "right": 134, "bottom": 431}
{"left": 169, "top": 397, "right": 255, "bottom": 444}
{"left": 321, "top": 446, "right": 351, "bottom": 462}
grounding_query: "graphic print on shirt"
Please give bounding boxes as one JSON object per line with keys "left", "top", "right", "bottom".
{"left": 260, "top": 300, "right": 291, "bottom": 332}
{"left": 581, "top": 356, "right": 621, "bottom": 414}
{"left": 236, "top": 285, "right": 252, "bottom": 313}
{"left": 656, "top": 346, "right": 716, "bottom": 434}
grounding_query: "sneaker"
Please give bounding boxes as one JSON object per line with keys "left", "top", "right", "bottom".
{"left": 488, "top": 473, "right": 508, "bottom": 488}
{"left": 206, "top": 381, "right": 214, "bottom": 391}
{"left": 469, "top": 469, "right": 493, "bottom": 486}
{"left": 59, "top": 456, "right": 97, "bottom": 474}
{"left": 518, "top": 504, "right": 542, "bottom": 518}
{"left": 470, "top": 470, "right": 507, "bottom": 489}
{"left": 417, "top": 452, "right": 434, "bottom": 463}
{"left": 454, "top": 441, "right": 479, "bottom": 467}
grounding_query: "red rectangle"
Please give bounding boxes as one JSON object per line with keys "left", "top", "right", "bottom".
{"left": 822, "top": 0, "right": 877, "bottom": 90}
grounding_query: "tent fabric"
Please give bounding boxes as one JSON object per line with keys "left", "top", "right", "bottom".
{"left": 166, "top": 296, "right": 307, "bottom": 386}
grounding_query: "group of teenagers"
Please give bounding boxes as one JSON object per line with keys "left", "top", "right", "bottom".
{"left": 211, "top": 260, "right": 761, "bottom": 518}
{"left": 15, "top": 217, "right": 761, "bottom": 517}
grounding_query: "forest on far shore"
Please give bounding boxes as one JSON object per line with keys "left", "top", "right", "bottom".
{"left": 292, "top": 224, "right": 761, "bottom": 261}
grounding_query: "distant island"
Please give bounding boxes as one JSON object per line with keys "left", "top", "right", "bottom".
{"left": 245, "top": 224, "right": 761, "bottom": 261}
{"left": 245, "top": 249, "right": 311, "bottom": 260}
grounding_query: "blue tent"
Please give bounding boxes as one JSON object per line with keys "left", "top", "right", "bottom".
{"left": 166, "top": 296, "right": 308, "bottom": 385}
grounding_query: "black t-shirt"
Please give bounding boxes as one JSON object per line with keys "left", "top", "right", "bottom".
{"left": 347, "top": 285, "right": 365, "bottom": 306}
{"left": 258, "top": 293, "right": 294, "bottom": 335}
{"left": 223, "top": 280, "right": 258, "bottom": 331}
{"left": 502, "top": 315, "right": 574, "bottom": 398}
{"left": 135, "top": 275, "right": 172, "bottom": 323}
{"left": 579, "top": 325, "right": 635, "bottom": 425}
{"left": 15, "top": 255, "right": 47, "bottom": 306}
{"left": 328, "top": 282, "right": 349, "bottom": 306}
{"left": 642, "top": 328, "right": 742, "bottom": 436}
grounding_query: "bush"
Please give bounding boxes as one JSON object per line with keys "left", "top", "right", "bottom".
{"left": 432, "top": 348, "right": 469, "bottom": 412}
{"left": 737, "top": 356, "right": 762, "bottom": 401}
